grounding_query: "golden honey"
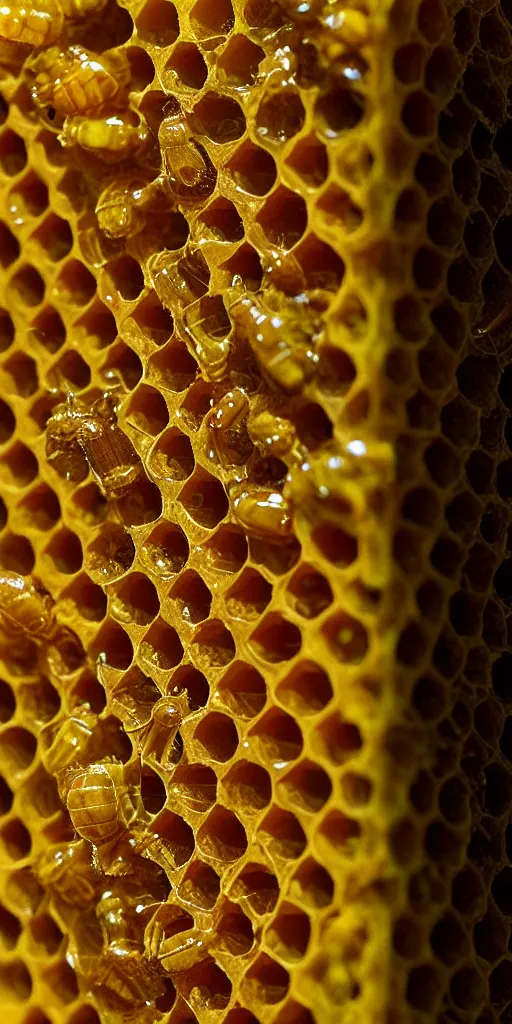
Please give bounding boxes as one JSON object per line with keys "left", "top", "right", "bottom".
{"left": 0, "top": 0, "right": 511, "bottom": 1020}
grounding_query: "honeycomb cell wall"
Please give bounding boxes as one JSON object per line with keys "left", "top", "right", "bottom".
{"left": 0, "top": 0, "right": 511, "bottom": 1021}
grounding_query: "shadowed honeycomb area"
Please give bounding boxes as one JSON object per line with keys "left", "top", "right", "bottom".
{"left": 0, "top": 0, "right": 511, "bottom": 1020}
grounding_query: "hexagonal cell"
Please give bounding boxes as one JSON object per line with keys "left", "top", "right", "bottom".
{"left": 178, "top": 470, "right": 228, "bottom": 529}
{"left": 0, "top": 681, "right": 15, "bottom": 724}
{"left": 286, "top": 565, "right": 333, "bottom": 618}
{"left": 42, "top": 961, "right": 78, "bottom": 1003}
{"left": 117, "top": 476, "right": 162, "bottom": 527}
{"left": 222, "top": 760, "right": 271, "bottom": 814}
{"left": 314, "top": 85, "right": 364, "bottom": 138}
{"left": 323, "top": 611, "right": 369, "bottom": 664}
{"left": 28, "top": 913, "right": 63, "bottom": 957}
{"left": 286, "top": 132, "right": 329, "bottom": 188}
{"left": 17, "top": 483, "right": 60, "bottom": 532}
{"left": 44, "top": 528, "right": 83, "bottom": 574}
{"left": 314, "top": 712, "right": 362, "bottom": 764}
{"left": 193, "top": 711, "right": 238, "bottom": 763}
{"left": 194, "top": 92, "right": 246, "bottom": 144}
{"left": 8, "top": 264, "right": 45, "bottom": 308}
{"left": 74, "top": 301, "right": 118, "bottom": 351}
{"left": 190, "top": 0, "right": 234, "bottom": 38}
{"left": 290, "top": 859, "right": 334, "bottom": 909}
{"left": 1, "top": 354, "right": 37, "bottom": 397}
{"left": 249, "top": 613, "right": 302, "bottom": 663}
{"left": 139, "top": 521, "right": 189, "bottom": 579}
{"left": 229, "top": 863, "right": 279, "bottom": 916}
{"left": 316, "top": 810, "right": 361, "bottom": 860}
{"left": 225, "top": 141, "right": 277, "bottom": 196}
{"left": 148, "top": 341, "right": 198, "bottom": 393}
{"left": 132, "top": 294, "right": 175, "bottom": 348}
{"left": 224, "top": 568, "right": 272, "bottom": 622}
{"left": 241, "top": 953, "right": 290, "bottom": 1007}
{"left": 152, "top": 809, "right": 195, "bottom": 867}
{"left": 165, "top": 41, "right": 208, "bottom": 89}
{"left": 0, "top": 776, "right": 13, "bottom": 814}
{"left": 0, "top": 129, "right": 27, "bottom": 175}
{"left": 0, "top": 727, "right": 37, "bottom": 782}
{"left": 0, "top": 398, "right": 15, "bottom": 444}
{"left": 101, "top": 342, "right": 143, "bottom": 391}
{"left": 190, "top": 620, "right": 236, "bottom": 670}
{"left": 278, "top": 760, "right": 332, "bottom": 813}
{"left": 110, "top": 572, "right": 160, "bottom": 626}
{"left": 256, "top": 88, "right": 305, "bottom": 143}
{"left": 169, "top": 764, "right": 217, "bottom": 813}
{"left": 259, "top": 806, "right": 307, "bottom": 862}
{"left": 257, "top": 187, "right": 308, "bottom": 247}
{"left": 266, "top": 903, "right": 310, "bottom": 962}
{"left": 47, "top": 349, "right": 91, "bottom": 391}
{"left": 217, "top": 35, "right": 264, "bottom": 87}
{"left": 169, "top": 569, "right": 212, "bottom": 624}
{"left": 0, "top": 308, "right": 14, "bottom": 352}
{"left": 0, "top": 532, "right": 35, "bottom": 574}
{"left": 139, "top": 618, "right": 183, "bottom": 671}
{"left": 148, "top": 427, "right": 194, "bottom": 481}
{"left": 0, "top": 958, "right": 32, "bottom": 1002}
{"left": 203, "top": 525, "right": 248, "bottom": 572}
{"left": 0, "top": 902, "right": 21, "bottom": 950}
{"left": 53, "top": 259, "right": 96, "bottom": 306}
{"left": 126, "top": 383, "right": 169, "bottom": 436}
{"left": 216, "top": 903, "right": 254, "bottom": 956}
{"left": 0, "top": 818, "right": 31, "bottom": 860}
{"left": 178, "top": 860, "right": 220, "bottom": 910}
{"left": 85, "top": 522, "right": 135, "bottom": 583}
{"left": 197, "top": 805, "right": 247, "bottom": 864}
{"left": 136, "top": 0, "right": 179, "bottom": 45}
{"left": 31, "top": 212, "right": 73, "bottom": 261}
{"left": 340, "top": 770, "right": 373, "bottom": 809}
{"left": 90, "top": 621, "right": 133, "bottom": 670}
{"left": 0, "top": 220, "right": 19, "bottom": 268}
{"left": 198, "top": 197, "right": 244, "bottom": 243}
{"left": 8, "top": 170, "right": 48, "bottom": 217}
{"left": 249, "top": 707, "right": 303, "bottom": 763}
{"left": 217, "top": 661, "right": 266, "bottom": 718}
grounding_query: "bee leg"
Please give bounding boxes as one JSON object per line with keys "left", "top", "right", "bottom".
{"left": 143, "top": 909, "right": 165, "bottom": 960}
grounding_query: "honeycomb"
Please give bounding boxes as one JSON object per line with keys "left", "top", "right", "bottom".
{"left": 0, "top": 0, "right": 511, "bottom": 1019}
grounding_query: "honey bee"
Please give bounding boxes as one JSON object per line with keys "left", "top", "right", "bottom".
{"left": 40, "top": 703, "right": 98, "bottom": 776}
{"left": 228, "top": 288, "right": 322, "bottom": 394}
{"left": 29, "top": 44, "right": 131, "bottom": 121}
{"left": 59, "top": 109, "right": 151, "bottom": 163}
{"left": 248, "top": 409, "right": 298, "bottom": 458}
{"left": 60, "top": 759, "right": 175, "bottom": 876}
{"left": 0, "top": 571, "right": 84, "bottom": 675}
{"left": 207, "top": 389, "right": 252, "bottom": 470}
{"left": 231, "top": 483, "right": 294, "bottom": 538}
{"left": 285, "top": 439, "right": 394, "bottom": 585}
{"left": 0, "top": 0, "right": 107, "bottom": 49}
{"left": 46, "top": 392, "right": 143, "bottom": 500}
{"left": 159, "top": 111, "right": 216, "bottom": 201}
{"left": 125, "top": 690, "right": 189, "bottom": 770}
{"left": 36, "top": 840, "right": 99, "bottom": 907}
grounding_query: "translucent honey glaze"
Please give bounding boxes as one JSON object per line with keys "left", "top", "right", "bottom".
{"left": 0, "top": 0, "right": 511, "bottom": 1021}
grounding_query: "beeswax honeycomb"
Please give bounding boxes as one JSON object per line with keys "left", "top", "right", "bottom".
{"left": 0, "top": 0, "right": 512, "bottom": 1020}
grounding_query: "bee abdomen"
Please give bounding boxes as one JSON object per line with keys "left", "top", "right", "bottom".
{"left": 67, "top": 770, "right": 121, "bottom": 845}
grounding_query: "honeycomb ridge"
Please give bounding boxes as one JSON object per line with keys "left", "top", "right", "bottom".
{"left": 0, "top": 0, "right": 511, "bottom": 1021}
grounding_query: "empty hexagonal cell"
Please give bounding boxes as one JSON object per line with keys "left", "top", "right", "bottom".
{"left": 257, "top": 187, "right": 308, "bottom": 247}
{"left": 0, "top": 775, "right": 13, "bottom": 814}
{"left": 178, "top": 860, "right": 220, "bottom": 910}
{"left": 152, "top": 808, "right": 195, "bottom": 867}
{"left": 229, "top": 864, "right": 279, "bottom": 916}
{"left": 217, "top": 35, "right": 264, "bottom": 87}
{"left": 0, "top": 130, "right": 27, "bottom": 175}
{"left": 249, "top": 614, "right": 302, "bottom": 664}
{"left": 140, "top": 521, "right": 189, "bottom": 579}
{"left": 31, "top": 213, "right": 73, "bottom": 262}
{"left": 110, "top": 572, "right": 160, "bottom": 626}
{"left": 256, "top": 88, "right": 305, "bottom": 143}
{"left": 141, "top": 765, "right": 167, "bottom": 814}
{"left": 136, "top": 0, "right": 179, "bottom": 45}
{"left": 266, "top": 903, "right": 310, "bottom": 962}
{"left": 190, "top": 620, "right": 235, "bottom": 670}
{"left": 314, "top": 85, "right": 364, "bottom": 137}
{"left": 286, "top": 565, "right": 333, "bottom": 618}
{"left": 0, "top": 818, "right": 31, "bottom": 860}
{"left": 165, "top": 42, "right": 207, "bottom": 89}
{"left": 323, "top": 611, "right": 369, "bottom": 664}
{"left": 30, "top": 305, "right": 66, "bottom": 353}
{"left": 286, "top": 132, "right": 329, "bottom": 187}
{"left": 148, "top": 341, "right": 198, "bottom": 393}
{"left": 85, "top": 523, "right": 135, "bottom": 583}
{"left": 0, "top": 532, "right": 35, "bottom": 574}
{"left": 0, "top": 902, "right": 21, "bottom": 950}
{"left": 290, "top": 859, "right": 334, "bottom": 909}
{"left": 193, "top": 712, "right": 238, "bottom": 763}
{"left": 198, "top": 197, "right": 244, "bottom": 243}
{"left": 117, "top": 476, "right": 162, "bottom": 527}
{"left": 340, "top": 770, "right": 373, "bottom": 809}
{"left": 17, "top": 484, "right": 60, "bottom": 532}
{"left": 148, "top": 428, "right": 194, "bottom": 481}
{"left": 197, "top": 805, "right": 247, "bottom": 863}
{"left": 314, "top": 713, "right": 362, "bottom": 764}
{"left": 53, "top": 259, "right": 96, "bottom": 305}
{"left": 0, "top": 308, "right": 14, "bottom": 352}
{"left": 101, "top": 342, "right": 142, "bottom": 391}
{"left": 249, "top": 707, "right": 303, "bottom": 763}
{"left": 216, "top": 904, "right": 253, "bottom": 956}
{"left": 193, "top": 92, "right": 246, "bottom": 144}
{"left": 191, "top": 0, "right": 234, "bottom": 37}
{"left": 90, "top": 621, "right": 133, "bottom": 670}
{"left": 276, "top": 660, "right": 332, "bottom": 718}
{"left": 222, "top": 760, "right": 271, "bottom": 814}
{"left": 226, "top": 141, "right": 277, "bottom": 196}
{"left": 259, "top": 806, "right": 307, "bottom": 861}
{"left": 169, "top": 764, "right": 217, "bottom": 813}
{"left": 169, "top": 570, "right": 212, "bottom": 623}
{"left": 9, "top": 170, "right": 48, "bottom": 218}
{"left": 5, "top": 866, "right": 43, "bottom": 917}
{"left": 44, "top": 528, "right": 83, "bottom": 574}
{"left": 0, "top": 681, "right": 15, "bottom": 724}
{"left": 217, "top": 661, "right": 266, "bottom": 718}
{"left": 179, "top": 470, "right": 228, "bottom": 528}
{"left": 203, "top": 525, "right": 248, "bottom": 573}
{"left": 0, "top": 727, "right": 36, "bottom": 782}
{"left": 224, "top": 568, "right": 272, "bottom": 622}
{"left": 0, "top": 220, "right": 19, "bottom": 268}
{"left": 0, "top": 958, "right": 32, "bottom": 1002}
{"left": 42, "top": 961, "right": 78, "bottom": 1003}
{"left": 241, "top": 954, "right": 290, "bottom": 1006}
{"left": 126, "top": 384, "right": 169, "bottom": 436}
{"left": 74, "top": 302, "right": 118, "bottom": 351}
{"left": 139, "top": 618, "right": 183, "bottom": 671}
{"left": 316, "top": 810, "right": 361, "bottom": 860}
{"left": 0, "top": 399, "right": 15, "bottom": 444}
{"left": 8, "top": 264, "right": 45, "bottom": 307}
{"left": 3, "top": 352, "right": 38, "bottom": 398}
{"left": 278, "top": 760, "right": 332, "bottom": 813}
